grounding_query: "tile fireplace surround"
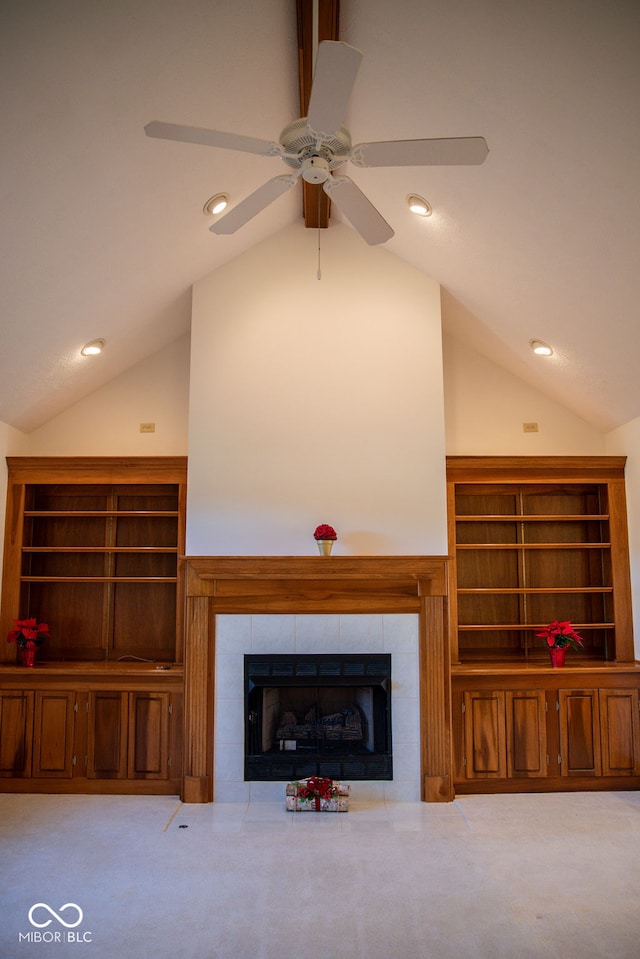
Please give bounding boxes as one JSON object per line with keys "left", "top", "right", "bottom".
{"left": 182, "top": 556, "right": 450, "bottom": 804}
{"left": 217, "top": 613, "right": 416, "bottom": 802}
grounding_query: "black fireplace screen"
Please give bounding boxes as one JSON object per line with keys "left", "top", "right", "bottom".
{"left": 244, "top": 653, "right": 392, "bottom": 781}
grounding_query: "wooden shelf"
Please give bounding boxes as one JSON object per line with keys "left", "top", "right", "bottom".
{"left": 447, "top": 455, "right": 635, "bottom": 666}
{"left": 457, "top": 623, "right": 615, "bottom": 631}
{"left": 24, "top": 510, "right": 179, "bottom": 517}
{"left": 457, "top": 587, "right": 613, "bottom": 594}
{"left": 456, "top": 542, "right": 611, "bottom": 549}
{"left": 456, "top": 514, "right": 609, "bottom": 521}
{"left": 23, "top": 547, "right": 179, "bottom": 553}
{"left": 21, "top": 576, "right": 178, "bottom": 583}
{"left": 1, "top": 457, "right": 187, "bottom": 665}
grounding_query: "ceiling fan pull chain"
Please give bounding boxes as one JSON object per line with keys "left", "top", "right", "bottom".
{"left": 317, "top": 227, "right": 322, "bottom": 280}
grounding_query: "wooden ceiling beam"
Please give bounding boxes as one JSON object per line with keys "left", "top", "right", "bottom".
{"left": 296, "top": 0, "right": 340, "bottom": 229}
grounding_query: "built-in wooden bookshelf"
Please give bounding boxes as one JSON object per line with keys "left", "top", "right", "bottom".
{"left": 447, "top": 456, "right": 634, "bottom": 666}
{"left": 1, "top": 457, "right": 187, "bottom": 665}
{"left": 0, "top": 458, "right": 186, "bottom": 795}
{"left": 447, "top": 456, "right": 640, "bottom": 796}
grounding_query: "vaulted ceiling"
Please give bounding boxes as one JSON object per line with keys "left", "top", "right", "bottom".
{"left": 2, "top": 0, "right": 639, "bottom": 433}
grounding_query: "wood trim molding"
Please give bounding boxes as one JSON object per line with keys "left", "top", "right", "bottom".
{"left": 182, "top": 555, "right": 451, "bottom": 803}
{"left": 296, "top": 0, "right": 339, "bottom": 229}
{"left": 4, "top": 456, "right": 188, "bottom": 484}
{"left": 446, "top": 455, "right": 627, "bottom": 482}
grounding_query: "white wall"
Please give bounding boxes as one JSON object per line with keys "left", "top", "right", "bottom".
{"left": 443, "top": 333, "right": 606, "bottom": 454}
{"left": 187, "top": 223, "right": 448, "bottom": 556}
{"left": 23, "top": 335, "right": 190, "bottom": 456}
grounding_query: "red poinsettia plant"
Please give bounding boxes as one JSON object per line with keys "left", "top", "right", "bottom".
{"left": 536, "top": 620, "right": 584, "bottom": 651}
{"left": 6, "top": 617, "right": 50, "bottom": 650}
{"left": 313, "top": 524, "right": 337, "bottom": 541}
{"left": 296, "top": 776, "right": 339, "bottom": 802}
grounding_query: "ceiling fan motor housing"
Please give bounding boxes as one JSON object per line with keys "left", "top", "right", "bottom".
{"left": 280, "top": 118, "right": 352, "bottom": 173}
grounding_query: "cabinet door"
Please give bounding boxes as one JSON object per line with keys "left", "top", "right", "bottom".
{"left": 558, "top": 689, "right": 601, "bottom": 776}
{"left": 599, "top": 688, "right": 640, "bottom": 776}
{"left": 87, "top": 691, "right": 129, "bottom": 779}
{"left": 127, "top": 692, "right": 169, "bottom": 779}
{"left": 505, "top": 690, "right": 547, "bottom": 778}
{"left": 463, "top": 690, "right": 506, "bottom": 778}
{"left": 32, "top": 691, "right": 75, "bottom": 778}
{"left": 0, "top": 690, "right": 34, "bottom": 777}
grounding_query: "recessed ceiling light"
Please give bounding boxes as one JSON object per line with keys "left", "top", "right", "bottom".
{"left": 407, "top": 194, "right": 432, "bottom": 216}
{"left": 81, "top": 339, "right": 104, "bottom": 356}
{"left": 203, "top": 194, "right": 228, "bottom": 216}
{"left": 530, "top": 339, "right": 553, "bottom": 356}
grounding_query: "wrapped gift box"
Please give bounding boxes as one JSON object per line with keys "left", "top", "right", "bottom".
{"left": 286, "top": 778, "right": 350, "bottom": 812}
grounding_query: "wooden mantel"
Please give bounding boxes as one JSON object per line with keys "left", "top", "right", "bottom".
{"left": 182, "top": 556, "right": 451, "bottom": 803}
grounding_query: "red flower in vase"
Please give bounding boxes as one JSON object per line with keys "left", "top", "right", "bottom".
{"left": 536, "top": 620, "right": 584, "bottom": 651}
{"left": 314, "top": 524, "right": 337, "bottom": 541}
{"left": 6, "top": 617, "right": 50, "bottom": 650}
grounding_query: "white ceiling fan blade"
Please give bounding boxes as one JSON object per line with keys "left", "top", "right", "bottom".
{"left": 351, "top": 136, "right": 489, "bottom": 167}
{"left": 323, "top": 176, "right": 394, "bottom": 246}
{"left": 145, "top": 121, "right": 281, "bottom": 157}
{"left": 307, "top": 41, "right": 363, "bottom": 137}
{"left": 210, "top": 176, "right": 297, "bottom": 235}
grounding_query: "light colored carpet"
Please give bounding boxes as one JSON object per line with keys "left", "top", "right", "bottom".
{"left": 1, "top": 790, "right": 639, "bottom": 958}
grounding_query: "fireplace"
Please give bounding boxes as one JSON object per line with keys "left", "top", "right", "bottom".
{"left": 244, "top": 653, "right": 392, "bottom": 781}
{"left": 182, "top": 556, "right": 450, "bottom": 803}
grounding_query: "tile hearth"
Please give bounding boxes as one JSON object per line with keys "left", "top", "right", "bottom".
{"left": 214, "top": 613, "right": 420, "bottom": 802}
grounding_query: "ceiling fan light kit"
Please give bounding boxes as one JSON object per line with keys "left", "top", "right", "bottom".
{"left": 145, "top": 41, "right": 488, "bottom": 246}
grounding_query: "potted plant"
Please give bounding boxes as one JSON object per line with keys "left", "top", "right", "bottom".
{"left": 6, "top": 617, "right": 50, "bottom": 667}
{"left": 536, "top": 619, "right": 584, "bottom": 667}
{"left": 313, "top": 524, "right": 337, "bottom": 556}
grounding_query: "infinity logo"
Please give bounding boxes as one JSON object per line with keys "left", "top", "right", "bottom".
{"left": 28, "top": 903, "right": 84, "bottom": 929}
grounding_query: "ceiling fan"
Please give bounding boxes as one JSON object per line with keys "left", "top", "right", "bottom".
{"left": 145, "top": 40, "right": 488, "bottom": 246}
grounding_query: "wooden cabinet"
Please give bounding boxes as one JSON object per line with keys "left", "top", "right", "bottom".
{"left": 505, "top": 689, "right": 548, "bottom": 778}
{"left": 87, "top": 690, "right": 176, "bottom": 781}
{"left": 559, "top": 686, "right": 640, "bottom": 778}
{"left": 461, "top": 688, "right": 546, "bottom": 781}
{"left": 599, "top": 687, "right": 640, "bottom": 776}
{"left": 0, "top": 670, "right": 183, "bottom": 793}
{"left": 0, "top": 458, "right": 187, "bottom": 796}
{"left": 558, "top": 688, "right": 601, "bottom": 777}
{"left": 0, "top": 689, "right": 33, "bottom": 777}
{"left": 447, "top": 457, "right": 634, "bottom": 666}
{"left": 462, "top": 689, "right": 507, "bottom": 779}
{"left": 87, "top": 691, "right": 129, "bottom": 779}
{"left": 32, "top": 690, "right": 76, "bottom": 778}
{"left": 453, "top": 669, "right": 640, "bottom": 794}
